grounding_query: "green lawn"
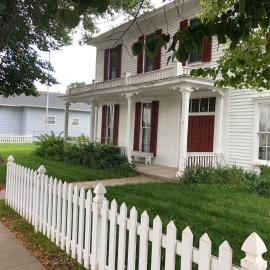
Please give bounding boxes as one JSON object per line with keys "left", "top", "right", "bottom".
{"left": 0, "top": 143, "right": 135, "bottom": 186}
{"left": 106, "top": 182, "right": 270, "bottom": 264}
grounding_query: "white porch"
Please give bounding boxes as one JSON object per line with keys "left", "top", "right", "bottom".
{"left": 62, "top": 64, "right": 226, "bottom": 172}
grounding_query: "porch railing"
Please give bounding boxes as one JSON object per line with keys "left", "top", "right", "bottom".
{"left": 0, "top": 133, "right": 33, "bottom": 143}
{"left": 68, "top": 63, "right": 192, "bottom": 95}
{"left": 185, "top": 153, "right": 223, "bottom": 168}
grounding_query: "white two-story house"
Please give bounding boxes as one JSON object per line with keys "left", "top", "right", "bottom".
{"left": 62, "top": 0, "right": 270, "bottom": 172}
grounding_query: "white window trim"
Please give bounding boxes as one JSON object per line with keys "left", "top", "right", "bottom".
{"left": 71, "top": 118, "right": 80, "bottom": 126}
{"left": 253, "top": 100, "right": 270, "bottom": 166}
{"left": 45, "top": 116, "right": 56, "bottom": 125}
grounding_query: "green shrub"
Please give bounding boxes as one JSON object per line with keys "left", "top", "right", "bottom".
{"left": 180, "top": 165, "right": 258, "bottom": 187}
{"left": 36, "top": 132, "right": 64, "bottom": 160}
{"left": 253, "top": 178, "right": 270, "bottom": 196}
{"left": 258, "top": 165, "right": 270, "bottom": 178}
{"left": 36, "top": 134, "right": 134, "bottom": 172}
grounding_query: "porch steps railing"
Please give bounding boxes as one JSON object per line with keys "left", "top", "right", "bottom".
{"left": 5, "top": 156, "right": 268, "bottom": 270}
{"left": 185, "top": 153, "right": 224, "bottom": 168}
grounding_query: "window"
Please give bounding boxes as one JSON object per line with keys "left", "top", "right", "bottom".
{"left": 72, "top": 118, "right": 80, "bottom": 126}
{"left": 189, "top": 18, "right": 202, "bottom": 63}
{"left": 144, "top": 34, "right": 155, "bottom": 73}
{"left": 258, "top": 104, "right": 270, "bottom": 161}
{"left": 189, "top": 97, "right": 216, "bottom": 113}
{"left": 141, "top": 103, "right": 152, "bottom": 152}
{"left": 106, "top": 105, "right": 114, "bottom": 144}
{"left": 109, "top": 48, "right": 117, "bottom": 80}
{"left": 45, "top": 116, "right": 56, "bottom": 125}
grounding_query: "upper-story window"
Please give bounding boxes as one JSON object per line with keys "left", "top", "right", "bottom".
{"left": 189, "top": 18, "right": 202, "bottom": 63}
{"left": 180, "top": 19, "right": 212, "bottom": 64}
{"left": 137, "top": 29, "right": 162, "bottom": 74}
{"left": 144, "top": 34, "right": 155, "bottom": 73}
{"left": 103, "top": 45, "right": 122, "bottom": 81}
{"left": 258, "top": 103, "right": 270, "bottom": 161}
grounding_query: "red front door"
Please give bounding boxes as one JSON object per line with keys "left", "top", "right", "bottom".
{"left": 187, "top": 115, "right": 215, "bottom": 152}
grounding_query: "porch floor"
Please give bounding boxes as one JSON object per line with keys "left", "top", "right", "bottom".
{"left": 136, "top": 163, "right": 177, "bottom": 180}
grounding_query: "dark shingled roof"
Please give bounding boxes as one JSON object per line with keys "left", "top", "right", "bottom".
{"left": 0, "top": 91, "right": 90, "bottom": 112}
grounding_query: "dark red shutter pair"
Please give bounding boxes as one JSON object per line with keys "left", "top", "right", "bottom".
{"left": 133, "top": 101, "right": 159, "bottom": 156}
{"left": 103, "top": 44, "right": 122, "bottom": 81}
{"left": 101, "top": 104, "right": 120, "bottom": 145}
{"left": 137, "top": 29, "right": 162, "bottom": 74}
{"left": 179, "top": 19, "right": 212, "bottom": 64}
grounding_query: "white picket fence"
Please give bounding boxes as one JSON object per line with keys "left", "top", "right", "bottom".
{"left": 0, "top": 133, "right": 33, "bottom": 143}
{"left": 4, "top": 155, "right": 268, "bottom": 270}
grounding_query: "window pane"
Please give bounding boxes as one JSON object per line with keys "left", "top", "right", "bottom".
{"left": 144, "top": 34, "right": 155, "bottom": 72}
{"left": 142, "top": 103, "right": 151, "bottom": 127}
{"left": 189, "top": 18, "right": 201, "bottom": 63}
{"left": 191, "top": 99, "right": 199, "bottom": 112}
{"left": 200, "top": 98, "right": 209, "bottom": 112}
{"left": 259, "top": 134, "right": 267, "bottom": 147}
{"left": 259, "top": 147, "right": 267, "bottom": 160}
{"left": 259, "top": 104, "right": 270, "bottom": 132}
{"left": 209, "top": 97, "right": 216, "bottom": 112}
{"left": 109, "top": 48, "right": 117, "bottom": 80}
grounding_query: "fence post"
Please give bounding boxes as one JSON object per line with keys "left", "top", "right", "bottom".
{"left": 35, "top": 165, "right": 46, "bottom": 232}
{"left": 241, "top": 232, "right": 267, "bottom": 270}
{"left": 91, "top": 183, "right": 107, "bottom": 270}
{"left": 5, "top": 155, "right": 15, "bottom": 204}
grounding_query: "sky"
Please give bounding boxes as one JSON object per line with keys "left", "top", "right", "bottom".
{"left": 37, "top": 0, "right": 167, "bottom": 94}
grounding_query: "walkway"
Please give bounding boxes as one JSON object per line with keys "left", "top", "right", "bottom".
{"left": 74, "top": 175, "right": 159, "bottom": 189}
{"left": 0, "top": 222, "right": 46, "bottom": 270}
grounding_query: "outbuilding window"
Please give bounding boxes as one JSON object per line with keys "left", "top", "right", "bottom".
{"left": 45, "top": 116, "right": 56, "bottom": 125}
{"left": 72, "top": 118, "right": 80, "bottom": 126}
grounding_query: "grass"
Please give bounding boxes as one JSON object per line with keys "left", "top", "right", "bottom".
{"left": 0, "top": 143, "right": 136, "bottom": 186}
{"left": 106, "top": 182, "right": 270, "bottom": 264}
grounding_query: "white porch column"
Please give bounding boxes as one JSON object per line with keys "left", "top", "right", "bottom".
{"left": 90, "top": 100, "right": 96, "bottom": 141}
{"left": 178, "top": 87, "right": 193, "bottom": 172}
{"left": 214, "top": 93, "right": 224, "bottom": 154}
{"left": 124, "top": 93, "right": 135, "bottom": 163}
{"left": 64, "top": 102, "right": 70, "bottom": 141}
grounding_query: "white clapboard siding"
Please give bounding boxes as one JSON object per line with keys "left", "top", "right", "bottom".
{"left": 4, "top": 157, "right": 268, "bottom": 270}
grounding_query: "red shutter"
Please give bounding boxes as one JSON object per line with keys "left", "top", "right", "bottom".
{"left": 103, "top": 49, "right": 109, "bottom": 81}
{"left": 150, "top": 101, "right": 159, "bottom": 156}
{"left": 113, "top": 104, "right": 120, "bottom": 145}
{"left": 202, "top": 37, "right": 212, "bottom": 62}
{"left": 116, "top": 44, "right": 122, "bottom": 78}
{"left": 133, "top": 102, "right": 142, "bottom": 151}
{"left": 180, "top": 20, "right": 188, "bottom": 66}
{"left": 154, "top": 29, "right": 162, "bottom": 70}
{"left": 137, "top": 36, "right": 144, "bottom": 74}
{"left": 101, "top": 105, "right": 107, "bottom": 144}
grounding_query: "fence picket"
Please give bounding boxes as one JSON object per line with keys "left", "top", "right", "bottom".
{"left": 151, "top": 216, "right": 162, "bottom": 270}
{"left": 66, "top": 184, "right": 73, "bottom": 255}
{"left": 43, "top": 175, "right": 49, "bottom": 234}
{"left": 4, "top": 159, "right": 269, "bottom": 270}
{"left": 165, "top": 221, "right": 177, "bottom": 270}
{"left": 83, "top": 189, "right": 92, "bottom": 269}
{"left": 138, "top": 211, "right": 150, "bottom": 270}
{"left": 60, "top": 182, "right": 67, "bottom": 250}
{"left": 100, "top": 199, "right": 109, "bottom": 270}
{"left": 117, "top": 203, "right": 128, "bottom": 270}
{"left": 56, "top": 180, "right": 62, "bottom": 246}
{"left": 198, "top": 234, "right": 212, "bottom": 270}
{"left": 77, "top": 188, "right": 85, "bottom": 264}
{"left": 181, "top": 227, "right": 193, "bottom": 270}
{"left": 218, "top": 241, "right": 232, "bottom": 270}
{"left": 108, "top": 199, "right": 118, "bottom": 270}
{"left": 47, "top": 177, "right": 53, "bottom": 238}
{"left": 127, "top": 207, "right": 138, "bottom": 270}
{"left": 71, "top": 186, "right": 79, "bottom": 259}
